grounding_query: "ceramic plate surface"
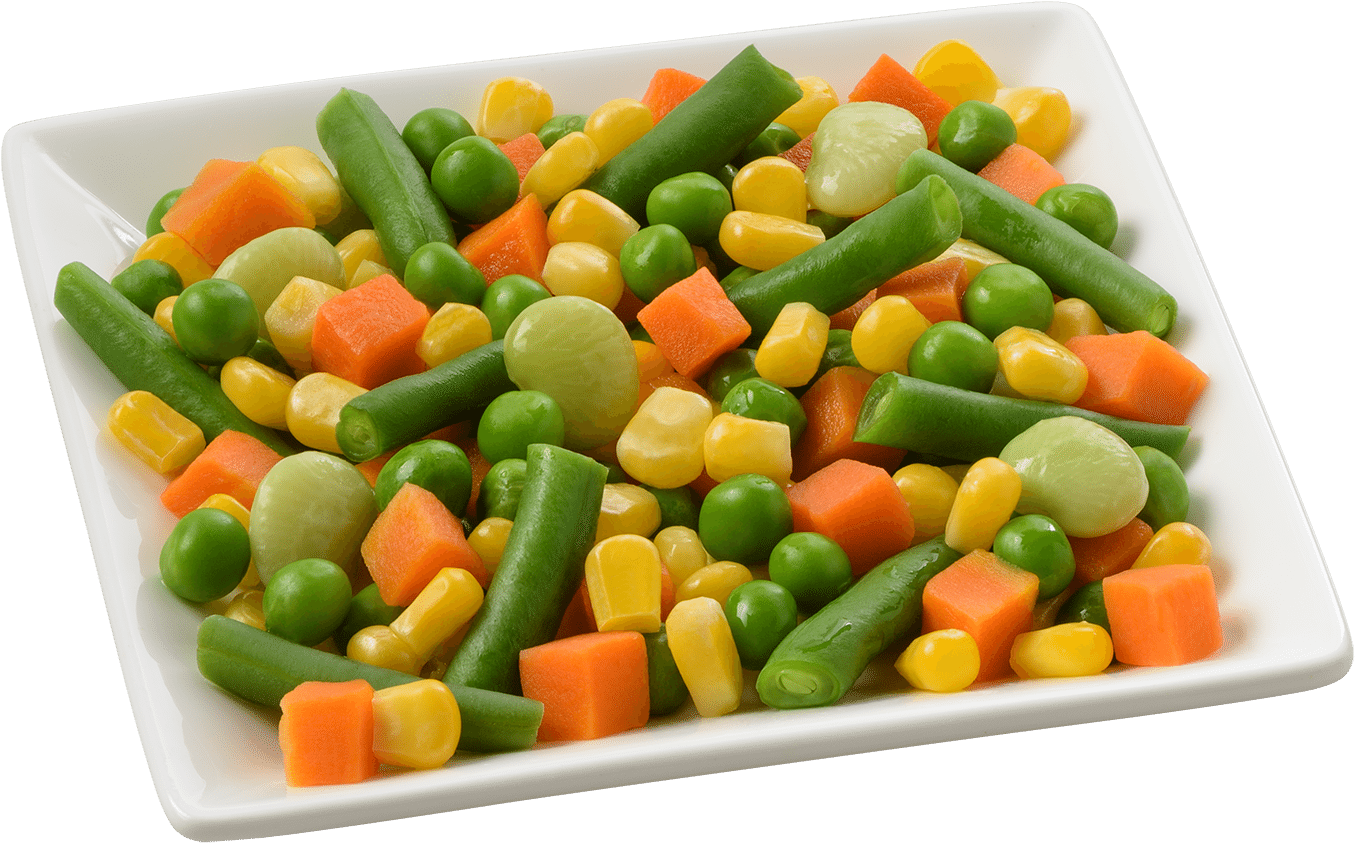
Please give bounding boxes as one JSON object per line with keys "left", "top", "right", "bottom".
{"left": 5, "top": 2, "right": 1349, "bottom": 839}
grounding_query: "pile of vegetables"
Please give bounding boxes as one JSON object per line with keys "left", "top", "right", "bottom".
{"left": 55, "top": 35, "right": 1222, "bottom": 788}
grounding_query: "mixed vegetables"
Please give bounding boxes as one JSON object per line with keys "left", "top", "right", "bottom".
{"left": 55, "top": 35, "right": 1222, "bottom": 787}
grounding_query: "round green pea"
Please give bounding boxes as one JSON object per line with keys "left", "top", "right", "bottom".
{"left": 1134, "top": 445, "right": 1190, "bottom": 531}
{"left": 703, "top": 348, "right": 760, "bottom": 405}
{"left": 1036, "top": 183, "right": 1120, "bottom": 250}
{"left": 734, "top": 121, "right": 801, "bottom": 166}
{"left": 698, "top": 473, "right": 794, "bottom": 567}
{"left": 720, "top": 377, "right": 807, "bottom": 445}
{"left": 171, "top": 277, "right": 260, "bottom": 365}
{"left": 620, "top": 223, "right": 698, "bottom": 302}
{"left": 908, "top": 320, "right": 999, "bottom": 393}
{"left": 402, "top": 107, "right": 475, "bottom": 172}
{"left": 962, "top": 263, "right": 1055, "bottom": 340}
{"left": 645, "top": 171, "right": 733, "bottom": 246}
{"left": 374, "top": 439, "right": 474, "bottom": 516}
{"left": 724, "top": 579, "right": 800, "bottom": 669}
{"left": 159, "top": 507, "right": 251, "bottom": 604}
{"left": 480, "top": 457, "right": 528, "bottom": 521}
{"left": 937, "top": 100, "right": 1018, "bottom": 172}
{"left": 145, "top": 187, "right": 183, "bottom": 237}
{"left": 537, "top": 113, "right": 586, "bottom": 149}
{"left": 806, "top": 208, "right": 853, "bottom": 239}
{"left": 482, "top": 274, "right": 552, "bottom": 340}
{"left": 263, "top": 557, "right": 352, "bottom": 647}
{"left": 476, "top": 390, "right": 567, "bottom": 464}
{"left": 643, "top": 484, "right": 700, "bottom": 531}
{"left": 992, "top": 513, "right": 1076, "bottom": 600}
{"left": 333, "top": 582, "right": 401, "bottom": 652}
{"left": 403, "top": 240, "right": 486, "bottom": 309}
{"left": 431, "top": 135, "right": 520, "bottom": 225}
{"left": 811, "top": 328, "right": 861, "bottom": 385}
{"left": 111, "top": 259, "right": 181, "bottom": 315}
{"left": 1056, "top": 581, "right": 1110, "bottom": 631}
{"left": 767, "top": 531, "right": 853, "bottom": 614}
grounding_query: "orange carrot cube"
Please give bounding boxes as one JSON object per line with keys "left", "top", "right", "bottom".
{"left": 636, "top": 266, "right": 751, "bottom": 380}
{"left": 278, "top": 679, "right": 378, "bottom": 787}
{"left": 159, "top": 429, "right": 284, "bottom": 518}
{"left": 1102, "top": 564, "right": 1224, "bottom": 666}
{"left": 456, "top": 193, "right": 551, "bottom": 284}
{"left": 519, "top": 630, "right": 650, "bottom": 742}
{"left": 1065, "top": 331, "right": 1209, "bottom": 426}
{"left": 847, "top": 54, "right": 953, "bottom": 146}
{"left": 640, "top": 68, "right": 706, "bottom": 124}
{"left": 791, "top": 366, "right": 906, "bottom": 481}
{"left": 976, "top": 143, "right": 1066, "bottom": 204}
{"left": 161, "top": 158, "right": 315, "bottom": 266}
{"left": 310, "top": 273, "right": 430, "bottom": 390}
{"left": 876, "top": 256, "right": 971, "bottom": 324}
{"left": 361, "top": 482, "right": 488, "bottom": 607}
{"left": 786, "top": 458, "right": 915, "bottom": 577}
{"left": 921, "top": 549, "right": 1040, "bottom": 682}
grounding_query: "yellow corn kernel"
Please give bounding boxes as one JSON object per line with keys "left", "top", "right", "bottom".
{"left": 222, "top": 588, "right": 266, "bottom": 629}
{"left": 755, "top": 301, "right": 830, "bottom": 388}
{"left": 199, "top": 493, "right": 258, "bottom": 588}
{"left": 1009, "top": 621, "right": 1114, "bottom": 679}
{"left": 732, "top": 156, "right": 808, "bottom": 223}
{"left": 653, "top": 525, "right": 714, "bottom": 588}
{"left": 665, "top": 595, "right": 744, "bottom": 717}
{"left": 615, "top": 386, "right": 714, "bottom": 489}
{"left": 993, "top": 326, "right": 1088, "bottom": 404}
{"left": 893, "top": 463, "right": 961, "bottom": 544}
{"left": 775, "top": 75, "right": 839, "bottom": 137}
{"left": 154, "top": 295, "right": 178, "bottom": 340}
{"left": 934, "top": 238, "right": 1008, "bottom": 280}
{"left": 467, "top": 517, "right": 513, "bottom": 578}
{"left": 992, "top": 86, "right": 1073, "bottom": 162}
{"left": 520, "top": 131, "right": 600, "bottom": 208}
{"left": 673, "top": 560, "right": 753, "bottom": 606}
{"left": 476, "top": 76, "right": 554, "bottom": 143}
{"left": 284, "top": 372, "right": 367, "bottom": 453}
{"left": 107, "top": 390, "right": 205, "bottom": 474}
{"left": 132, "top": 232, "right": 214, "bottom": 286}
{"left": 334, "top": 229, "right": 387, "bottom": 288}
{"left": 1132, "top": 522, "right": 1213, "bottom": 569}
{"left": 584, "top": 97, "right": 652, "bottom": 164}
{"left": 372, "top": 679, "right": 461, "bottom": 769}
{"left": 586, "top": 533, "right": 663, "bottom": 633}
{"left": 418, "top": 302, "right": 492, "bottom": 368}
{"left": 257, "top": 145, "right": 342, "bottom": 226}
{"left": 264, "top": 275, "right": 344, "bottom": 376}
{"left": 632, "top": 340, "right": 675, "bottom": 384}
{"left": 219, "top": 356, "right": 296, "bottom": 430}
{"left": 348, "top": 624, "right": 424, "bottom": 674}
{"left": 1045, "top": 297, "right": 1108, "bottom": 345}
{"left": 595, "top": 482, "right": 663, "bottom": 544}
{"left": 851, "top": 294, "right": 932, "bottom": 375}
{"left": 718, "top": 210, "right": 824, "bottom": 272}
{"left": 702, "top": 412, "right": 793, "bottom": 487}
{"left": 547, "top": 189, "right": 640, "bottom": 257}
{"left": 913, "top": 39, "right": 1002, "bottom": 107}
{"left": 945, "top": 457, "right": 1022, "bottom": 553}
{"left": 540, "top": 240, "right": 624, "bottom": 309}
{"left": 390, "top": 567, "right": 485, "bottom": 662}
{"left": 350, "top": 259, "right": 390, "bottom": 289}
{"left": 896, "top": 628, "right": 981, "bottom": 692}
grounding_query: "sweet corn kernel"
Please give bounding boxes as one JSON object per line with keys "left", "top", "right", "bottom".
{"left": 594, "top": 483, "right": 663, "bottom": 544}
{"left": 348, "top": 624, "right": 424, "bottom": 674}
{"left": 153, "top": 295, "right": 177, "bottom": 340}
{"left": 476, "top": 76, "right": 554, "bottom": 143}
{"left": 257, "top": 146, "right": 342, "bottom": 226}
{"left": 418, "top": 302, "right": 492, "bottom": 368}
{"left": 264, "top": 275, "right": 344, "bottom": 376}
{"left": 132, "top": 232, "right": 214, "bottom": 286}
{"left": 665, "top": 595, "right": 744, "bottom": 717}
{"left": 372, "top": 679, "right": 461, "bottom": 769}
{"left": 893, "top": 463, "right": 961, "bottom": 544}
{"left": 1009, "top": 621, "right": 1114, "bottom": 679}
{"left": 390, "top": 567, "right": 485, "bottom": 662}
{"left": 702, "top": 412, "right": 793, "bottom": 486}
{"left": 851, "top": 294, "right": 932, "bottom": 375}
{"left": 586, "top": 533, "right": 663, "bottom": 633}
{"left": 584, "top": 97, "right": 652, "bottom": 164}
{"left": 718, "top": 210, "right": 824, "bottom": 271}
{"left": 755, "top": 301, "right": 830, "bottom": 388}
{"left": 992, "top": 86, "right": 1073, "bottom": 161}
{"left": 541, "top": 240, "right": 624, "bottom": 309}
{"left": 1045, "top": 297, "right": 1108, "bottom": 345}
{"left": 350, "top": 259, "right": 389, "bottom": 289}
{"left": 934, "top": 238, "right": 1008, "bottom": 280}
{"left": 285, "top": 372, "right": 367, "bottom": 453}
{"left": 732, "top": 156, "right": 808, "bottom": 223}
{"left": 653, "top": 525, "right": 714, "bottom": 588}
{"left": 220, "top": 356, "right": 296, "bottom": 430}
{"left": 334, "top": 230, "right": 387, "bottom": 288}
{"left": 945, "top": 457, "right": 1022, "bottom": 553}
{"left": 775, "top": 75, "right": 839, "bottom": 137}
{"left": 913, "top": 39, "right": 1002, "bottom": 107}
{"left": 223, "top": 588, "right": 266, "bottom": 630}
{"left": 615, "top": 386, "right": 714, "bottom": 489}
{"left": 520, "top": 131, "right": 600, "bottom": 208}
{"left": 673, "top": 560, "right": 753, "bottom": 606}
{"left": 107, "top": 390, "right": 205, "bottom": 474}
{"left": 1132, "top": 522, "right": 1213, "bottom": 569}
{"left": 467, "top": 517, "right": 513, "bottom": 578}
{"left": 993, "top": 326, "right": 1088, "bottom": 404}
{"left": 546, "top": 189, "right": 640, "bottom": 257}
{"left": 896, "top": 628, "right": 981, "bottom": 692}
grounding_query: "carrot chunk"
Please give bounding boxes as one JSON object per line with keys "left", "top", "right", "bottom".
{"left": 976, "top": 143, "right": 1066, "bottom": 204}
{"left": 160, "top": 158, "right": 315, "bottom": 266}
{"left": 636, "top": 266, "right": 751, "bottom": 380}
{"left": 519, "top": 630, "right": 650, "bottom": 742}
{"left": 1065, "top": 331, "right": 1210, "bottom": 426}
{"left": 921, "top": 549, "right": 1040, "bottom": 682}
{"left": 456, "top": 192, "right": 551, "bottom": 284}
{"left": 787, "top": 458, "right": 915, "bottom": 577}
{"left": 1102, "top": 564, "right": 1224, "bottom": 666}
{"left": 361, "top": 482, "right": 489, "bottom": 607}
{"left": 779, "top": 133, "right": 815, "bottom": 171}
{"left": 278, "top": 679, "right": 379, "bottom": 787}
{"left": 498, "top": 133, "right": 546, "bottom": 183}
{"left": 828, "top": 289, "right": 876, "bottom": 331}
{"left": 640, "top": 68, "right": 706, "bottom": 124}
{"left": 791, "top": 365, "right": 906, "bottom": 481}
{"left": 876, "top": 256, "right": 971, "bottom": 324}
{"left": 1068, "top": 517, "right": 1155, "bottom": 589}
{"left": 159, "top": 429, "right": 284, "bottom": 518}
{"left": 310, "top": 273, "right": 430, "bottom": 390}
{"left": 847, "top": 54, "right": 953, "bottom": 146}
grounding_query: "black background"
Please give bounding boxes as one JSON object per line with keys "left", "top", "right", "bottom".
{"left": 10, "top": 4, "right": 1344, "bottom": 840}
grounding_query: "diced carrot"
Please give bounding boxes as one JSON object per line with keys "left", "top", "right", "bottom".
{"left": 456, "top": 193, "right": 551, "bottom": 284}
{"left": 847, "top": 54, "right": 953, "bottom": 146}
{"left": 497, "top": 133, "right": 545, "bottom": 183}
{"left": 613, "top": 284, "right": 647, "bottom": 326}
{"left": 635, "top": 370, "right": 709, "bottom": 408}
{"left": 1065, "top": 331, "right": 1209, "bottom": 426}
{"left": 779, "top": 133, "right": 815, "bottom": 171}
{"left": 976, "top": 143, "right": 1065, "bottom": 204}
{"left": 640, "top": 68, "right": 706, "bottom": 124}
{"left": 1068, "top": 517, "right": 1155, "bottom": 589}
{"left": 278, "top": 679, "right": 378, "bottom": 787}
{"left": 686, "top": 468, "right": 721, "bottom": 501}
{"left": 636, "top": 267, "right": 751, "bottom": 380}
{"left": 519, "top": 630, "right": 650, "bottom": 742}
{"left": 876, "top": 256, "right": 971, "bottom": 324}
{"left": 828, "top": 289, "right": 876, "bottom": 331}
{"left": 354, "top": 452, "right": 395, "bottom": 488}
{"left": 360, "top": 482, "right": 489, "bottom": 607}
{"left": 921, "top": 549, "right": 1040, "bottom": 682}
{"left": 310, "top": 273, "right": 430, "bottom": 390}
{"left": 160, "top": 159, "right": 315, "bottom": 266}
{"left": 786, "top": 458, "right": 915, "bottom": 577}
{"left": 791, "top": 366, "right": 907, "bottom": 481}
{"left": 555, "top": 581, "right": 598, "bottom": 640}
{"left": 1102, "top": 564, "right": 1224, "bottom": 666}
{"left": 159, "top": 429, "right": 284, "bottom": 518}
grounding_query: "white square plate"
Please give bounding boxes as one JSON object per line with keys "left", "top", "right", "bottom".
{"left": 5, "top": 2, "right": 1350, "bottom": 839}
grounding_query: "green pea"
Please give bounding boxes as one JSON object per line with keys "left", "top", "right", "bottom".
{"left": 643, "top": 483, "right": 700, "bottom": 531}
{"left": 962, "top": 263, "right": 1055, "bottom": 340}
{"left": 812, "top": 328, "right": 861, "bottom": 383}
{"left": 480, "top": 457, "right": 528, "bottom": 521}
{"left": 403, "top": 240, "right": 486, "bottom": 309}
{"left": 937, "top": 100, "right": 1018, "bottom": 172}
{"left": 333, "top": 582, "right": 401, "bottom": 653}
{"left": 374, "top": 439, "right": 474, "bottom": 516}
{"left": 643, "top": 626, "right": 690, "bottom": 715}
{"left": 482, "top": 274, "right": 551, "bottom": 340}
{"left": 724, "top": 579, "right": 800, "bottom": 669}
{"left": 734, "top": 121, "right": 801, "bottom": 166}
{"left": 1056, "top": 581, "right": 1110, "bottom": 632}
{"left": 627, "top": 321, "right": 653, "bottom": 343}
{"left": 1133, "top": 445, "right": 1190, "bottom": 531}
{"left": 620, "top": 223, "right": 698, "bottom": 302}
{"left": 719, "top": 265, "right": 758, "bottom": 291}
{"left": 703, "top": 347, "right": 760, "bottom": 404}
{"left": 431, "top": 135, "right": 521, "bottom": 225}
{"left": 720, "top": 377, "right": 807, "bottom": 445}
{"left": 171, "top": 277, "right": 260, "bottom": 364}
{"left": 698, "top": 473, "right": 793, "bottom": 566}
{"left": 476, "top": 390, "right": 567, "bottom": 464}
{"left": 402, "top": 107, "right": 475, "bottom": 172}
{"left": 1035, "top": 183, "right": 1120, "bottom": 250}
{"left": 908, "top": 320, "right": 999, "bottom": 393}
{"left": 263, "top": 557, "right": 352, "bottom": 647}
{"left": 145, "top": 187, "right": 183, "bottom": 237}
{"left": 537, "top": 113, "right": 586, "bottom": 149}
{"left": 992, "top": 513, "right": 1076, "bottom": 600}
{"left": 806, "top": 208, "right": 853, "bottom": 239}
{"left": 645, "top": 171, "right": 733, "bottom": 245}
{"left": 245, "top": 337, "right": 295, "bottom": 379}
{"left": 111, "top": 259, "right": 181, "bottom": 315}
{"left": 767, "top": 531, "right": 853, "bottom": 615}
{"left": 159, "top": 507, "right": 251, "bottom": 603}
